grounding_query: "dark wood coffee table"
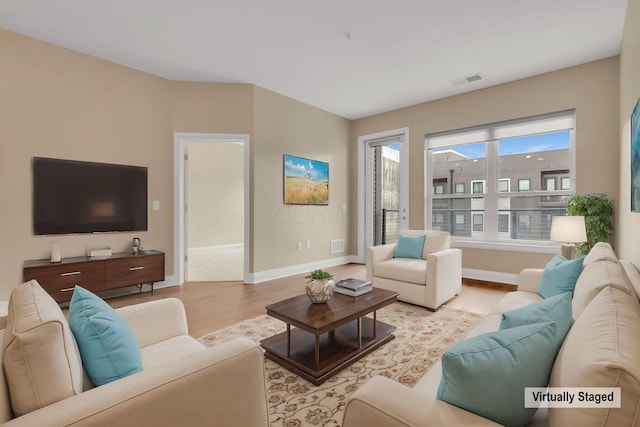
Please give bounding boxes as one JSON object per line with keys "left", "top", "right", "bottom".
{"left": 260, "top": 288, "right": 398, "bottom": 385}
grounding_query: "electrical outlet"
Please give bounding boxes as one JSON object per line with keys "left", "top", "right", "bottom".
{"left": 297, "top": 242, "right": 302, "bottom": 251}
{"left": 306, "top": 241, "right": 311, "bottom": 249}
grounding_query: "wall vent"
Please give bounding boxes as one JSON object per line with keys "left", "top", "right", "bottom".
{"left": 330, "top": 239, "right": 345, "bottom": 254}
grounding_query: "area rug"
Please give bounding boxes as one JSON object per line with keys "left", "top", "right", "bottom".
{"left": 198, "top": 303, "right": 482, "bottom": 427}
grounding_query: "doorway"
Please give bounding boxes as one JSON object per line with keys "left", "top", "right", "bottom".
{"left": 174, "top": 133, "right": 250, "bottom": 284}
{"left": 358, "top": 128, "right": 410, "bottom": 262}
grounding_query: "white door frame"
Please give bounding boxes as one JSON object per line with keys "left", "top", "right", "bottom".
{"left": 357, "top": 127, "right": 410, "bottom": 263}
{"left": 173, "top": 133, "right": 250, "bottom": 284}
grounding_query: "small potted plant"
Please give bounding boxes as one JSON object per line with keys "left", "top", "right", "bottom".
{"left": 305, "top": 269, "right": 335, "bottom": 303}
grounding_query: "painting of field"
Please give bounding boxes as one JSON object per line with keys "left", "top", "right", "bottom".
{"left": 284, "top": 154, "right": 329, "bottom": 205}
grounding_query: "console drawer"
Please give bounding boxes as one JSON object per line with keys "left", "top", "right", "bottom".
{"left": 106, "top": 252, "right": 164, "bottom": 289}
{"left": 24, "top": 261, "right": 106, "bottom": 302}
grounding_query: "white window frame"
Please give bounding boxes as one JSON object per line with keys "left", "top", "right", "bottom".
{"left": 498, "top": 178, "right": 510, "bottom": 193}
{"left": 518, "top": 179, "right": 531, "bottom": 192}
{"left": 455, "top": 182, "right": 465, "bottom": 194}
{"left": 425, "top": 109, "right": 575, "bottom": 252}
{"left": 471, "top": 180, "right": 486, "bottom": 194}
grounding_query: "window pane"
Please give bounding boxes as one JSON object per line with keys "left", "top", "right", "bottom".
{"left": 498, "top": 213, "right": 510, "bottom": 233}
{"left": 428, "top": 120, "right": 574, "bottom": 244}
{"left": 546, "top": 178, "right": 555, "bottom": 191}
{"left": 498, "top": 196, "right": 568, "bottom": 240}
{"left": 473, "top": 213, "right": 483, "bottom": 231}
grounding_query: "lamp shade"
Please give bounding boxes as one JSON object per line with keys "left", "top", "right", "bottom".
{"left": 550, "top": 216, "right": 587, "bottom": 243}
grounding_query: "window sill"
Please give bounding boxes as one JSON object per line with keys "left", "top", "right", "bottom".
{"left": 451, "top": 239, "right": 560, "bottom": 254}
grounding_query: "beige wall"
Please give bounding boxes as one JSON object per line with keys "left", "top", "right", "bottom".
{"left": 0, "top": 15, "right": 632, "bottom": 296}
{"left": 618, "top": 0, "right": 640, "bottom": 263}
{"left": 187, "top": 142, "right": 244, "bottom": 248}
{"left": 351, "top": 58, "right": 620, "bottom": 274}
{"left": 0, "top": 29, "right": 350, "bottom": 298}
{"left": 0, "top": 29, "right": 174, "bottom": 297}
{"left": 252, "top": 86, "right": 351, "bottom": 272}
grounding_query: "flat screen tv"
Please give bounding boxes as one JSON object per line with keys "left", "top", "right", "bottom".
{"left": 32, "top": 157, "right": 148, "bottom": 235}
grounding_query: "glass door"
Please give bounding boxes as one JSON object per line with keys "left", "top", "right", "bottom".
{"left": 372, "top": 143, "right": 401, "bottom": 244}
{"left": 364, "top": 130, "right": 408, "bottom": 253}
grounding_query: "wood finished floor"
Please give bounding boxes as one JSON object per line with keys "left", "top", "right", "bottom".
{"left": 108, "top": 263, "right": 514, "bottom": 338}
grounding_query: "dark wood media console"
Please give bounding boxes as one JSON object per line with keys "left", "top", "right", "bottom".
{"left": 23, "top": 250, "right": 165, "bottom": 302}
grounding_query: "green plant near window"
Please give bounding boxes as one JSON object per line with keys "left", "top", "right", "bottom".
{"left": 566, "top": 193, "right": 614, "bottom": 255}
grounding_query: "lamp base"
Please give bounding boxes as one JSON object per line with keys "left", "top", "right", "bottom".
{"left": 560, "top": 243, "right": 578, "bottom": 260}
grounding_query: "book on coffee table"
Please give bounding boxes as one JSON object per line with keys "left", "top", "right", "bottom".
{"left": 335, "top": 278, "right": 371, "bottom": 290}
{"left": 334, "top": 284, "right": 372, "bottom": 297}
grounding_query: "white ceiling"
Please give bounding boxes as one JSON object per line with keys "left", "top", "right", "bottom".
{"left": 0, "top": 0, "right": 629, "bottom": 119}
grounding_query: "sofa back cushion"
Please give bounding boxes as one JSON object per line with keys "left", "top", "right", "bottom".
{"left": 2, "top": 280, "right": 84, "bottom": 416}
{"left": 549, "top": 286, "right": 640, "bottom": 427}
{"left": 572, "top": 259, "right": 631, "bottom": 320}
{"left": 399, "top": 230, "right": 450, "bottom": 258}
{"left": 583, "top": 242, "right": 618, "bottom": 265}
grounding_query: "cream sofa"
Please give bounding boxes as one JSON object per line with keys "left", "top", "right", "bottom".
{"left": 345, "top": 242, "right": 640, "bottom": 427}
{"left": 0, "top": 280, "right": 269, "bottom": 426}
{"left": 366, "top": 230, "right": 461, "bottom": 310}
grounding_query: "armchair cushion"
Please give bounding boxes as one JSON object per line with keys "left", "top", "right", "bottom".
{"left": 2, "top": 280, "right": 84, "bottom": 417}
{"left": 399, "top": 230, "right": 450, "bottom": 258}
{"left": 69, "top": 286, "right": 142, "bottom": 386}
{"left": 375, "top": 258, "right": 427, "bottom": 284}
{"left": 393, "top": 234, "right": 426, "bottom": 259}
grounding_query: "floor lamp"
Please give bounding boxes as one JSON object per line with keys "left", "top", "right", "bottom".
{"left": 550, "top": 216, "right": 587, "bottom": 259}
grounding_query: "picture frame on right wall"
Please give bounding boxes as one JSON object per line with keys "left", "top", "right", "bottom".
{"left": 632, "top": 97, "right": 640, "bottom": 212}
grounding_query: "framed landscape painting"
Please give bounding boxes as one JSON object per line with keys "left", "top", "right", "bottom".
{"left": 632, "top": 98, "right": 640, "bottom": 211}
{"left": 283, "top": 154, "right": 329, "bottom": 205}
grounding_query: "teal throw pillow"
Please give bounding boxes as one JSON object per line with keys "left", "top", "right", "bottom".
{"left": 538, "top": 255, "right": 584, "bottom": 298}
{"left": 500, "top": 292, "right": 572, "bottom": 350}
{"left": 437, "top": 322, "right": 558, "bottom": 427}
{"left": 393, "top": 234, "right": 426, "bottom": 259}
{"left": 68, "top": 286, "right": 142, "bottom": 386}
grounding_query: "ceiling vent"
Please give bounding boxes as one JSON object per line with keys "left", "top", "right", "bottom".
{"left": 451, "top": 73, "right": 483, "bottom": 86}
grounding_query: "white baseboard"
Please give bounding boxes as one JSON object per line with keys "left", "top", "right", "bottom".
{"left": 463, "top": 268, "right": 518, "bottom": 285}
{"left": 247, "top": 256, "right": 361, "bottom": 284}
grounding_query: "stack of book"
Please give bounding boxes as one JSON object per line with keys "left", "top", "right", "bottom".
{"left": 334, "top": 278, "right": 373, "bottom": 297}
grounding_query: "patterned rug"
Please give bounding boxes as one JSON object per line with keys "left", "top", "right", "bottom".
{"left": 198, "top": 302, "right": 482, "bottom": 427}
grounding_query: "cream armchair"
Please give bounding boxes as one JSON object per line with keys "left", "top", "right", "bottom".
{"left": 366, "top": 230, "right": 461, "bottom": 311}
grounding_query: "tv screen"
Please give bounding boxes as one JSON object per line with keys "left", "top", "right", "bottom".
{"left": 32, "top": 157, "right": 148, "bottom": 235}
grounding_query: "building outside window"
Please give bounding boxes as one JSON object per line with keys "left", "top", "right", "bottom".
{"left": 426, "top": 110, "right": 575, "bottom": 244}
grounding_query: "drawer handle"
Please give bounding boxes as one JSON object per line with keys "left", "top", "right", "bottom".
{"left": 61, "top": 287, "right": 75, "bottom": 292}
{"left": 60, "top": 271, "right": 81, "bottom": 277}
{"left": 129, "top": 266, "right": 145, "bottom": 271}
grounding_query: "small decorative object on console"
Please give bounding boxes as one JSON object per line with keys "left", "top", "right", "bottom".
{"left": 132, "top": 237, "right": 141, "bottom": 255}
{"left": 304, "top": 269, "right": 335, "bottom": 303}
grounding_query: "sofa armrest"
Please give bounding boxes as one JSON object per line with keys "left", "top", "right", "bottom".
{"left": 343, "top": 376, "right": 501, "bottom": 427}
{"left": 3, "top": 337, "right": 269, "bottom": 427}
{"left": 366, "top": 244, "right": 396, "bottom": 280}
{"left": 116, "top": 297, "right": 189, "bottom": 349}
{"left": 517, "top": 268, "right": 544, "bottom": 294}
